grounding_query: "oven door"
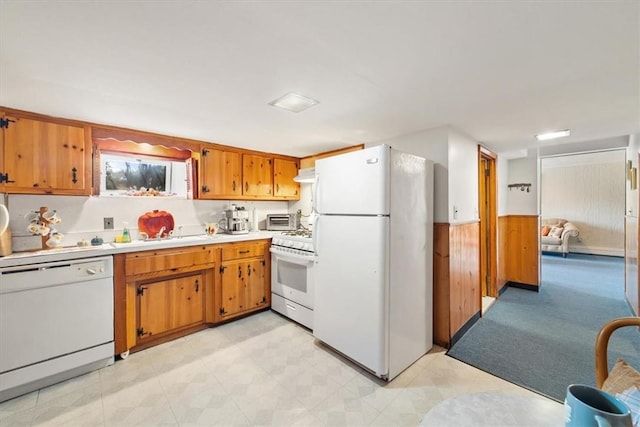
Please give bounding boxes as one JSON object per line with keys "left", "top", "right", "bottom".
{"left": 270, "top": 249, "right": 314, "bottom": 309}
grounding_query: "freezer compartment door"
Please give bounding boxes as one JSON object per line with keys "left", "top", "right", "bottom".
{"left": 315, "top": 144, "right": 390, "bottom": 215}
{"left": 313, "top": 215, "right": 389, "bottom": 377}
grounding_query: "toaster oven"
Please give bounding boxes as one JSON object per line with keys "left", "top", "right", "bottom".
{"left": 266, "top": 214, "right": 299, "bottom": 231}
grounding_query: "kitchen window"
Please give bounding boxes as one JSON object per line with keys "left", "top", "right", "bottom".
{"left": 99, "top": 153, "right": 187, "bottom": 197}
{"left": 93, "top": 135, "right": 195, "bottom": 198}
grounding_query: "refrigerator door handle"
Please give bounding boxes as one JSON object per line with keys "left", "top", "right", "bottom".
{"left": 313, "top": 174, "right": 320, "bottom": 213}
{"left": 313, "top": 215, "right": 319, "bottom": 257}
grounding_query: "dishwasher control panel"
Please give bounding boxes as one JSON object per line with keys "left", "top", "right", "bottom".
{"left": 0, "top": 256, "right": 114, "bottom": 293}
{"left": 74, "top": 260, "right": 108, "bottom": 278}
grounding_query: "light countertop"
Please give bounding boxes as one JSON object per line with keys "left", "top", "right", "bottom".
{"left": 0, "top": 231, "right": 278, "bottom": 268}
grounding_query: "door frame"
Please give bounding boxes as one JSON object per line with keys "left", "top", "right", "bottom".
{"left": 478, "top": 146, "right": 498, "bottom": 299}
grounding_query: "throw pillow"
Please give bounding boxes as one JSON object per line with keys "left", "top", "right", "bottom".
{"left": 541, "top": 226, "right": 551, "bottom": 236}
{"left": 602, "top": 359, "right": 640, "bottom": 395}
{"left": 550, "top": 226, "right": 564, "bottom": 238}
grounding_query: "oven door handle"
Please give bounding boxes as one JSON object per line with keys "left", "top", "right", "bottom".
{"left": 269, "top": 248, "right": 314, "bottom": 264}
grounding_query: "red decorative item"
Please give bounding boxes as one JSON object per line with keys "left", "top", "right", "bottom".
{"left": 138, "top": 210, "right": 174, "bottom": 238}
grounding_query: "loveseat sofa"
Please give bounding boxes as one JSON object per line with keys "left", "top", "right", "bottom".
{"left": 541, "top": 218, "right": 580, "bottom": 257}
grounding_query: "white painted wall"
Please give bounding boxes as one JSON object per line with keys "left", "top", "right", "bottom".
{"left": 447, "top": 129, "right": 479, "bottom": 223}
{"left": 497, "top": 156, "right": 509, "bottom": 216}
{"left": 541, "top": 150, "right": 625, "bottom": 256}
{"left": 374, "top": 125, "right": 450, "bottom": 223}
{"left": 506, "top": 149, "right": 538, "bottom": 215}
{"left": 6, "top": 194, "right": 288, "bottom": 252}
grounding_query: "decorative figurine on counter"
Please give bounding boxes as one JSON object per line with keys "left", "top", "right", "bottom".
{"left": 25, "top": 206, "right": 64, "bottom": 249}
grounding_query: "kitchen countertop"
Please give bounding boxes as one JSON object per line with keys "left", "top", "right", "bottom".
{"left": 0, "top": 231, "right": 278, "bottom": 268}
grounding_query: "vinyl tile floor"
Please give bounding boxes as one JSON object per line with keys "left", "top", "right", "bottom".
{"left": 0, "top": 311, "right": 564, "bottom": 426}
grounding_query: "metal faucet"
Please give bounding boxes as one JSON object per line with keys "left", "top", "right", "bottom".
{"left": 156, "top": 226, "right": 166, "bottom": 240}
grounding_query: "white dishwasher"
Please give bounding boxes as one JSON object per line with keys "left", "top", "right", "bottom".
{"left": 0, "top": 256, "right": 114, "bottom": 402}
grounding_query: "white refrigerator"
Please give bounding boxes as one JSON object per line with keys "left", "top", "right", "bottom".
{"left": 313, "top": 144, "right": 433, "bottom": 381}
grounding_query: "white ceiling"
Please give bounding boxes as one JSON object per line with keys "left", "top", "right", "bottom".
{"left": 1, "top": 1, "right": 638, "bottom": 158}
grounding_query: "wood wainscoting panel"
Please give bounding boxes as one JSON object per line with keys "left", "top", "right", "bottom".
{"left": 500, "top": 215, "right": 539, "bottom": 287}
{"left": 433, "top": 221, "right": 481, "bottom": 347}
{"left": 449, "top": 222, "right": 481, "bottom": 339}
{"left": 433, "top": 223, "right": 451, "bottom": 346}
{"left": 497, "top": 216, "right": 509, "bottom": 293}
{"left": 625, "top": 215, "right": 639, "bottom": 315}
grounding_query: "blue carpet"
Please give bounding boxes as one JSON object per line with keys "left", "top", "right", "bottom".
{"left": 447, "top": 254, "right": 640, "bottom": 402}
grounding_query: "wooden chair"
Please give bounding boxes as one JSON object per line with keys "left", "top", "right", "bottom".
{"left": 595, "top": 316, "right": 640, "bottom": 389}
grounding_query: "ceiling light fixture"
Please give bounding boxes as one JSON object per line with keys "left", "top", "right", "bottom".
{"left": 268, "top": 92, "right": 319, "bottom": 113}
{"left": 535, "top": 129, "right": 571, "bottom": 141}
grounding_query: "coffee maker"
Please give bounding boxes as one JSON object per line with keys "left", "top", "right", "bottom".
{"left": 220, "top": 205, "right": 250, "bottom": 234}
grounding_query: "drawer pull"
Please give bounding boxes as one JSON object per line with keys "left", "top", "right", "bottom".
{"left": 239, "top": 250, "right": 250, "bottom": 254}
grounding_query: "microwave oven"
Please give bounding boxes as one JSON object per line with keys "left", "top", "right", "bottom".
{"left": 266, "top": 214, "right": 299, "bottom": 231}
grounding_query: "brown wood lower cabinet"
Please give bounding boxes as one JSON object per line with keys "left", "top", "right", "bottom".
{"left": 217, "top": 241, "right": 270, "bottom": 321}
{"left": 137, "top": 273, "right": 205, "bottom": 340}
{"left": 113, "top": 239, "right": 272, "bottom": 357}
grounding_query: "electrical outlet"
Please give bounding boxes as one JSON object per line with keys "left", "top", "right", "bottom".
{"left": 104, "top": 217, "right": 114, "bottom": 230}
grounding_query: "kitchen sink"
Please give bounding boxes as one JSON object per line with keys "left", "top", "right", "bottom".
{"left": 109, "top": 234, "right": 217, "bottom": 249}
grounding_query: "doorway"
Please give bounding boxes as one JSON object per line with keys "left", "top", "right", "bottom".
{"left": 539, "top": 150, "right": 627, "bottom": 297}
{"left": 478, "top": 146, "right": 498, "bottom": 314}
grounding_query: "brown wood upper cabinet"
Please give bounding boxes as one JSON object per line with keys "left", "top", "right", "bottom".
{"left": 243, "top": 154, "right": 273, "bottom": 197}
{"left": 274, "top": 158, "right": 300, "bottom": 199}
{"left": 0, "top": 111, "right": 91, "bottom": 195}
{"left": 200, "top": 147, "right": 242, "bottom": 198}
{"left": 199, "top": 144, "right": 300, "bottom": 201}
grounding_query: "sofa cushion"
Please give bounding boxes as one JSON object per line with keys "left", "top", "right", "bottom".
{"left": 541, "top": 236, "right": 562, "bottom": 245}
{"left": 602, "top": 359, "right": 640, "bottom": 395}
{"left": 541, "top": 226, "right": 551, "bottom": 236}
{"left": 542, "top": 218, "right": 568, "bottom": 227}
{"left": 549, "top": 226, "right": 564, "bottom": 238}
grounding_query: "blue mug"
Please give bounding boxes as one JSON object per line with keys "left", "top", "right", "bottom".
{"left": 565, "top": 384, "right": 632, "bottom": 427}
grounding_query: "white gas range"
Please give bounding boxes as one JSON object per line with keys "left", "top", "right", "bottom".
{"left": 269, "top": 230, "right": 314, "bottom": 329}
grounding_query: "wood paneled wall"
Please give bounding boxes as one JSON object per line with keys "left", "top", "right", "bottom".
{"left": 433, "top": 223, "right": 451, "bottom": 346}
{"left": 625, "top": 216, "right": 639, "bottom": 315}
{"left": 498, "top": 215, "right": 539, "bottom": 288}
{"left": 433, "top": 221, "right": 481, "bottom": 347}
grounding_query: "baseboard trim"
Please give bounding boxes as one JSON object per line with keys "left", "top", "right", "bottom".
{"left": 507, "top": 281, "right": 539, "bottom": 292}
{"left": 498, "top": 284, "right": 509, "bottom": 296}
{"left": 450, "top": 311, "right": 481, "bottom": 348}
{"left": 568, "top": 246, "right": 624, "bottom": 257}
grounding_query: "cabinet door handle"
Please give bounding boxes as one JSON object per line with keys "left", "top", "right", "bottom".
{"left": 245, "top": 182, "right": 249, "bottom": 192}
{"left": 194, "top": 279, "right": 199, "bottom": 293}
{"left": 247, "top": 264, "right": 251, "bottom": 276}
{"left": 232, "top": 180, "right": 236, "bottom": 192}
{"left": 276, "top": 183, "right": 280, "bottom": 193}
{"left": 0, "top": 118, "right": 16, "bottom": 129}
{"left": 238, "top": 265, "right": 242, "bottom": 278}
{"left": 71, "top": 167, "right": 78, "bottom": 184}
{"left": 0, "top": 173, "right": 15, "bottom": 184}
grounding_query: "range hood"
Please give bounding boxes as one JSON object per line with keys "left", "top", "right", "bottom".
{"left": 293, "top": 167, "right": 315, "bottom": 183}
